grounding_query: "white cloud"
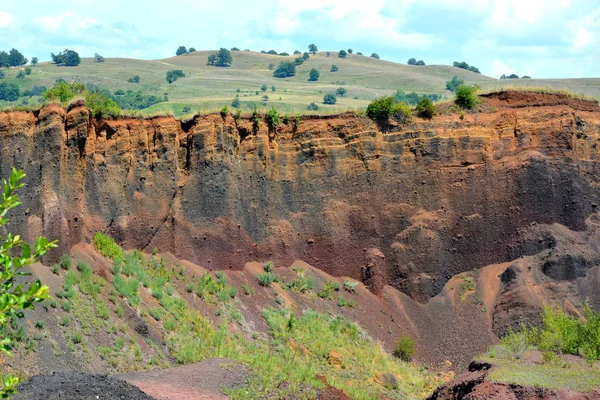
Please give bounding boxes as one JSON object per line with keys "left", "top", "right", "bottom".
{"left": 35, "top": 11, "right": 99, "bottom": 33}
{"left": 482, "top": 0, "right": 573, "bottom": 37}
{"left": 490, "top": 59, "right": 515, "bottom": 77}
{"left": 0, "top": 11, "right": 16, "bottom": 28}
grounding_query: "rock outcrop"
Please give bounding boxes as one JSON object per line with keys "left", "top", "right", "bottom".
{"left": 2, "top": 92, "right": 600, "bottom": 302}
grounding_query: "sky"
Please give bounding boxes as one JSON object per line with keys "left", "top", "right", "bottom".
{"left": 0, "top": 0, "right": 599, "bottom": 79}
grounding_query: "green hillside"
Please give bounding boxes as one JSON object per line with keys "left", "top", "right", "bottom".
{"left": 1, "top": 50, "right": 598, "bottom": 117}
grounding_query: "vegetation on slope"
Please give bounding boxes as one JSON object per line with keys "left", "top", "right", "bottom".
{"left": 477, "top": 304, "right": 600, "bottom": 392}
{"left": 9, "top": 232, "right": 438, "bottom": 399}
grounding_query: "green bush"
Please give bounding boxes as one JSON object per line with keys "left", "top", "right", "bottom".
{"left": 242, "top": 283, "right": 256, "bottom": 295}
{"left": 308, "top": 68, "right": 320, "bottom": 82}
{"left": 343, "top": 280, "right": 358, "bottom": 294}
{"left": 394, "top": 335, "right": 416, "bottom": 361}
{"left": 393, "top": 102, "right": 413, "bottom": 123}
{"left": 61, "top": 254, "right": 72, "bottom": 270}
{"left": 415, "top": 98, "right": 435, "bottom": 119}
{"left": 455, "top": 85, "right": 479, "bottom": 109}
{"left": 266, "top": 107, "right": 280, "bottom": 130}
{"left": 501, "top": 327, "right": 529, "bottom": 360}
{"left": 257, "top": 272, "right": 278, "bottom": 287}
{"left": 94, "top": 232, "right": 123, "bottom": 260}
{"left": 323, "top": 94, "right": 337, "bottom": 105}
{"left": 318, "top": 280, "right": 340, "bottom": 300}
{"left": 366, "top": 96, "right": 394, "bottom": 120}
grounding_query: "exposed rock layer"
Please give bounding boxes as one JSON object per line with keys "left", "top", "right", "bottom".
{"left": 2, "top": 92, "right": 600, "bottom": 301}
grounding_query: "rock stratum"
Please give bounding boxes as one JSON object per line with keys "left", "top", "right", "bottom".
{"left": 2, "top": 91, "right": 600, "bottom": 306}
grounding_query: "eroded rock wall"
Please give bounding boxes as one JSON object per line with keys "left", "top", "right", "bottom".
{"left": 2, "top": 93, "right": 600, "bottom": 301}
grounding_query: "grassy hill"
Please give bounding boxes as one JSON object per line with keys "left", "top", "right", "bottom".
{"left": 1, "top": 50, "right": 599, "bottom": 117}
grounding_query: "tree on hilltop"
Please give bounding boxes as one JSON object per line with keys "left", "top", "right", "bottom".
{"left": 370, "top": 53, "right": 380, "bottom": 59}
{"left": 8, "top": 48, "right": 27, "bottom": 67}
{"left": 338, "top": 50, "right": 347, "bottom": 58}
{"left": 94, "top": 53, "right": 105, "bottom": 63}
{"left": 31, "top": 57, "right": 38, "bottom": 66}
{"left": 308, "top": 44, "right": 318, "bottom": 54}
{"left": 176, "top": 46, "right": 188, "bottom": 56}
{"left": 207, "top": 48, "right": 233, "bottom": 67}
{"left": 51, "top": 49, "right": 80, "bottom": 66}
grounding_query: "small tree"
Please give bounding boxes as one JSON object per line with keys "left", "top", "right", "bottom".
{"left": 323, "top": 93, "right": 337, "bottom": 104}
{"left": 261, "top": 84, "right": 268, "bottom": 92}
{"left": 330, "top": 64, "right": 339, "bottom": 72}
{"left": 416, "top": 98, "right": 435, "bottom": 119}
{"left": 231, "top": 97, "right": 241, "bottom": 108}
{"left": 0, "top": 82, "right": 20, "bottom": 101}
{"left": 24, "top": 67, "right": 32, "bottom": 75}
{"left": 229, "top": 47, "right": 238, "bottom": 51}
{"left": 338, "top": 50, "right": 347, "bottom": 58}
{"left": 307, "top": 102, "right": 319, "bottom": 111}
{"left": 273, "top": 62, "right": 296, "bottom": 78}
{"left": 0, "top": 169, "right": 57, "bottom": 398}
{"left": 336, "top": 87, "right": 347, "bottom": 97}
{"left": 176, "top": 46, "right": 188, "bottom": 56}
{"left": 16, "top": 70, "right": 25, "bottom": 80}
{"left": 294, "top": 57, "right": 304, "bottom": 65}
{"left": 370, "top": 53, "right": 380, "bottom": 59}
{"left": 293, "top": 50, "right": 301, "bottom": 55}
{"left": 308, "top": 44, "right": 318, "bottom": 55}
{"left": 166, "top": 69, "right": 185, "bottom": 84}
{"left": 268, "top": 63, "right": 275, "bottom": 70}
{"left": 271, "top": 86, "right": 276, "bottom": 92}
{"left": 8, "top": 49, "right": 27, "bottom": 67}
{"left": 407, "top": 58, "right": 417, "bottom": 65}
{"left": 455, "top": 84, "right": 479, "bottom": 109}
{"left": 302, "top": 52, "right": 310, "bottom": 61}
{"left": 416, "top": 60, "right": 425, "bottom": 66}
{"left": 188, "top": 47, "right": 196, "bottom": 52}
{"left": 31, "top": 57, "right": 38, "bottom": 66}
{"left": 445, "top": 76, "right": 464, "bottom": 92}
{"left": 262, "top": 95, "right": 269, "bottom": 102}
{"left": 348, "top": 49, "right": 353, "bottom": 54}
{"left": 94, "top": 53, "right": 105, "bottom": 63}
{"left": 127, "top": 75, "right": 140, "bottom": 83}
{"left": 308, "top": 68, "right": 320, "bottom": 81}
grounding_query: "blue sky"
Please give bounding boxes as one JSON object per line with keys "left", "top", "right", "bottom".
{"left": 1, "top": 0, "right": 599, "bottom": 78}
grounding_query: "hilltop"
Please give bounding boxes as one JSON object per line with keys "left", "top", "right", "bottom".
{"left": 1, "top": 50, "right": 599, "bottom": 117}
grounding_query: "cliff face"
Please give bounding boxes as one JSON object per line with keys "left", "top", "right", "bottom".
{"left": 2, "top": 92, "right": 600, "bottom": 301}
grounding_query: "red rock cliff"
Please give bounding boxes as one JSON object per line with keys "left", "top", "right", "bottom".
{"left": 2, "top": 92, "right": 600, "bottom": 301}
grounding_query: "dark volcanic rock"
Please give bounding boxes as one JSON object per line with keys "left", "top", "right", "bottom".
{"left": 13, "top": 372, "right": 155, "bottom": 400}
